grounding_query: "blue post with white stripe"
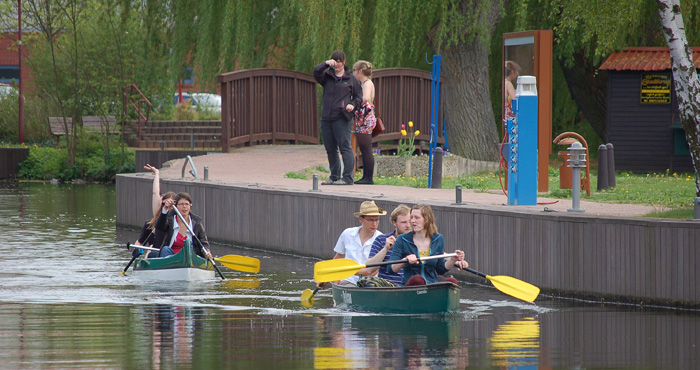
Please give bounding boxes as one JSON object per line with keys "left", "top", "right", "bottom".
{"left": 507, "top": 76, "right": 538, "bottom": 205}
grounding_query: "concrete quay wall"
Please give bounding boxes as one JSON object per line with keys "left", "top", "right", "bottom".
{"left": 116, "top": 173, "right": 699, "bottom": 308}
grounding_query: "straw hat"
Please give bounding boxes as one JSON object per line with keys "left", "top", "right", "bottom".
{"left": 354, "top": 200, "right": 387, "bottom": 217}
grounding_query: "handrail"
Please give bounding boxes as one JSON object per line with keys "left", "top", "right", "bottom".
{"left": 125, "top": 84, "right": 152, "bottom": 139}
{"left": 181, "top": 155, "right": 198, "bottom": 179}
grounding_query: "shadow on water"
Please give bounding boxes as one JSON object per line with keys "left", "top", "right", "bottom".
{"left": 0, "top": 183, "right": 698, "bottom": 369}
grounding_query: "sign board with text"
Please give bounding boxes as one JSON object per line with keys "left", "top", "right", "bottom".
{"left": 640, "top": 73, "right": 671, "bottom": 104}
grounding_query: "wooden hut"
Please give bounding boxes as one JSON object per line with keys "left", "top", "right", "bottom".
{"left": 599, "top": 47, "right": 699, "bottom": 172}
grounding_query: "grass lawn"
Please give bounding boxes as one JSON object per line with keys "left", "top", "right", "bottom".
{"left": 285, "top": 161, "right": 697, "bottom": 219}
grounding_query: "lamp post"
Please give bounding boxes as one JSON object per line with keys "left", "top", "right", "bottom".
{"left": 567, "top": 142, "right": 587, "bottom": 213}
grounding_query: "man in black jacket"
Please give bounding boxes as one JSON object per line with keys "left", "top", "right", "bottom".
{"left": 313, "top": 50, "right": 362, "bottom": 185}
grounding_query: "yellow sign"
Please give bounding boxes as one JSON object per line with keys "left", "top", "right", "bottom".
{"left": 640, "top": 73, "right": 671, "bottom": 104}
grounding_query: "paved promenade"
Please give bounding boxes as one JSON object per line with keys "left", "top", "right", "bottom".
{"left": 157, "top": 145, "right": 660, "bottom": 217}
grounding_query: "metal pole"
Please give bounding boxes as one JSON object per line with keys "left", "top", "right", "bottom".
{"left": 18, "top": 0, "right": 24, "bottom": 143}
{"left": 567, "top": 142, "right": 585, "bottom": 213}
{"left": 455, "top": 184, "right": 462, "bottom": 204}
{"left": 597, "top": 144, "right": 608, "bottom": 191}
{"left": 203, "top": 166, "right": 209, "bottom": 181}
{"left": 606, "top": 143, "right": 616, "bottom": 188}
{"left": 430, "top": 147, "right": 443, "bottom": 189}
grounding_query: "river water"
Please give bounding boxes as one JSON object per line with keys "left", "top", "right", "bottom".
{"left": 0, "top": 183, "right": 697, "bottom": 369}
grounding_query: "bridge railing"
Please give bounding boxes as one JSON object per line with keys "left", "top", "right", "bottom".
{"left": 218, "top": 67, "right": 444, "bottom": 153}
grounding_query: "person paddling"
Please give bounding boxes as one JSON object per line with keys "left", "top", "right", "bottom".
{"left": 156, "top": 193, "right": 212, "bottom": 260}
{"left": 390, "top": 204, "right": 468, "bottom": 286}
{"left": 316, "top": 200, "right": 387, "bottom": 288}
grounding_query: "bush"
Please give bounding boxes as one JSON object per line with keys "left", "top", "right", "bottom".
{"left": 18, "top": 146, "right": 66, "bottom": 180}
{"left": 174, "top": 102, "right": 197, "bottom": 121}
{"left": 17, "top": 133, "right": 135, "bottom": 182}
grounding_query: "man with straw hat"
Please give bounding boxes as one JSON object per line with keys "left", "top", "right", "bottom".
{"left": 317, "top": 200, "right": 387, "bottom": 287}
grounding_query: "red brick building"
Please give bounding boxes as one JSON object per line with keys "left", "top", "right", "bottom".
{"left": 0, "top": 31, "right": 32, "bottom": 90}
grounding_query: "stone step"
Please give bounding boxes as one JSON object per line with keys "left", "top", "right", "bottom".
{"left": 144, "top": 120, "right": 221, "bottom": 129}
{"left": 142, "top": 127, "right": 220, "bottom": 135}
{"left": 138, "top": 139, "right": 220, "bottom": 149}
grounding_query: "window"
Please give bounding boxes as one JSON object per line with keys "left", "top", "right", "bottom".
{"left": 0, "top": 66, "right": 20, "bottom": 83}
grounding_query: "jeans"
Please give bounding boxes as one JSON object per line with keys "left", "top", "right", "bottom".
{"left": 159, "top": 246, "right": 175, "bottom": 257}
{"left": 321, "top": 118, "right": 355, "bottom": 182}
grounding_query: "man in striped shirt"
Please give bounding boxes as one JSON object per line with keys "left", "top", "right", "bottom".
{"left": 364, "top": 204, "right": 412, "bottom": 286}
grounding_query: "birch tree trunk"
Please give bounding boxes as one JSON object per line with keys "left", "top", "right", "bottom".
{"left": 657, "top": 0, "right": 700, "bottom": 196}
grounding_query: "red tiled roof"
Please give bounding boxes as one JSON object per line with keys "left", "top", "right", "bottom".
{"left": 599, "top": 47, "right": 700, "bottom": 71}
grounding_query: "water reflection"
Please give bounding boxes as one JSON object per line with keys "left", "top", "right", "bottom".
{"left": 315, "top": 315, "right": 469, "bottom": 369}
{"left": 489, "top": 317, "right": 540, "bottom": 368}
{"left": 147, "top": 305, "right": 195, "bottom": 369}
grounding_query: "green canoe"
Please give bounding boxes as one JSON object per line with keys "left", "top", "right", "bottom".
{"left": 331, "top": 282, "right": 461, "bottom": 314}
{"left": 133, "top": 240, "right": 215, "bottom": 281}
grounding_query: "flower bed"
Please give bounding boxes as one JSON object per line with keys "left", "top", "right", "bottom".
{"left": 374, "top": 154, "right": 498, "bottom": 178}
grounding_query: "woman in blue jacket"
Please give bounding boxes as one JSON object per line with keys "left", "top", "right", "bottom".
{"left": 390, "top": 204, "right": 468, "bottom": 286}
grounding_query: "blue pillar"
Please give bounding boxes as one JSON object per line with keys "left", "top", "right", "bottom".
{"left": 507, "top": 76, "right": 538, "bottom": 206}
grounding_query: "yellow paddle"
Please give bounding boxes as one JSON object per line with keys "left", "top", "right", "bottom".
{"left": 313, "top": 253, "right": 457, "bottom": 283}
{"left": 124, "top": 244, "right": 260, "bottom": 273}
{"left": 300, "top": 283, "right": 325, "bottom": 308}
{"left": 464, "top": 268, "right": 540, "bottom": 302}
{"left": 214, "top": 255, "right": 261, "bottom": 273}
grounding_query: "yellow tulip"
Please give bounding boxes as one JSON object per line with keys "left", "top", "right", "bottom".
{"left": 401, "top": 130, "right": 407, "bottom": 136}
{"left": 408, "top": 121, "right": 413, "bottom": 128}
{"left": 414, "top": 130, "right": 420, "bottom": 135}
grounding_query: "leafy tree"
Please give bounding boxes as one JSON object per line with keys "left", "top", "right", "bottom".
{"left": 2, "top": 0, "right": 171, "bottom": 179}
{"left": 168, "top": 0, "right": 507, "bottom": 161}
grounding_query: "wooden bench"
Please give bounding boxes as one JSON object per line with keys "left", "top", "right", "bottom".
{"left": 48, "top": 117, "right": 73, "bottom": 145}
{"left": 82, "top": 116, "right": 118, "bottom": 134}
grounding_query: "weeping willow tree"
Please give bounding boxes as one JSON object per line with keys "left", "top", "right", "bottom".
{"left": 168, "top": 0, "right": 508, "bottom": 160}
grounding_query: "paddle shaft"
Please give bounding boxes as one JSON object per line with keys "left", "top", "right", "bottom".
{"left": 128, "top": 245, "right": 159, "bottom": 252}
{"left": 121, "top": 243, "right": 138, "bottom": 275}
{"left": 368, "top": 253, "right": 457, "bottom": 269}
{"left": 173, "top": 207, "right": 226, "bottom": 280}
{"left": 464, "top": 268, "right": 486, "bottom": 279}
{"left": 314, "top": 253, "right": 458, "bottom": 282}
{"left": 121, "top": 228, "right": 156, "bottom": 274}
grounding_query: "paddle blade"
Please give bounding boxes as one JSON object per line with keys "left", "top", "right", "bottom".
{"left": 301, "top": 288, "right": 316, "bottom": 308}
{"left": 486, "top": 274, "right": 540, "bottom": 302}
{"left": 314, "top": 258, "right": 364, "bottom": 282}
{"left": 215, "top": 255, "right": 260, "bottom": 273}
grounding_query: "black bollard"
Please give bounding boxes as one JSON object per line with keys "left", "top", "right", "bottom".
{"left": 431, "top": 147, "right": 443, "bottom": 189}
{"left": 597, "top": 144, "right": 608, "bottom": 191}
{"left": 606, "top": 143, "right": 616, "bottom": 188}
